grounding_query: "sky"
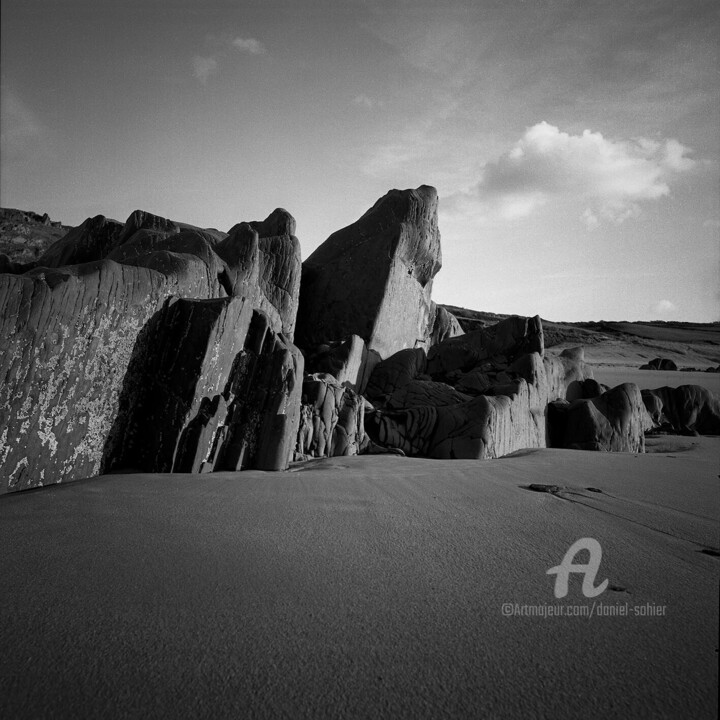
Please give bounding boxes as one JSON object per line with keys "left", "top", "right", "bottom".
{"left": 1, "top": 0, "right": 718, "bottom": 322}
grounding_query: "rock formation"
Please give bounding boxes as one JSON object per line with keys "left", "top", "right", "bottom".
{"left": 1, "top": 207, "right": 302, "bottom": 493}
{"left": 295, "top": 186, "right": 463, "bottom": 386}
{"left": 361, "top": 318, "right": 594, "bottom": 459}
{"left": 3, "top": 189, "right": 718, "bottom": 494}
{"left": 548, "top": 384, "right": 650, "bottom": 452}
{"left": 642, "top": 385, "right": 720, "bottom": 435}
{"left": 105, "top": 298, "right": 302, "bottom": 474}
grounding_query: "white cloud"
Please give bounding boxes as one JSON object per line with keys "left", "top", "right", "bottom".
{"left": 232, "top": 37, "right": 266, "bottom": 55}
{"left": 465, "top": 122, "right": 696, "bottom": 226}
{"left": 352, "top": 94, "right": 377, "bottom": 109}
{"left": 652, "top": 299, "right": 678, "bottom": 316}
{"left": 192, "top": 55, "right": 218, "bottom": 84}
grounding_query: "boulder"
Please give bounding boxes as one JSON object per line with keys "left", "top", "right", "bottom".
{"left": 548, "top": 383, "right": 650, "bottom": 452}
{"left": 296, "top": 185, "right": 442, "bottom": 360}
{"left": 364, "top": 348, "right": 429, "bottom": 406}
{"left": 640, "top": 357, "right": 678, "bottom": 371}
{"left": 426, "top": 315, "right": 543, "bottom": 378}
{"left": 641, "top": 385, "right": 720, "bottom": 435}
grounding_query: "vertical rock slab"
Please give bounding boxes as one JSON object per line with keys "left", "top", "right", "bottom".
{"left": 296, "top": 185, "right": 442, "bottom": 359}
{"left": 105, "top": 300, "right": 303, "bottom": 473}
{"left": 213, "top": 311, "right": 304, "bottom": 471}
{"left": 0, "top": 259, "right": 221, "bottom": 493}
{"left": 224, "top": 208, "right": 302, "bottom": 339}
{"left": 105, "top": 296, "right": 255, "bottom": 472}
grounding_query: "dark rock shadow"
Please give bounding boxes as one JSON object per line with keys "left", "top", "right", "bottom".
{"left": 100, "top": 300, "right": 171, "bottom": 474}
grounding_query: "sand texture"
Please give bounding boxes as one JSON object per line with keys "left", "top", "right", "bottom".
{"left": 2, "top": 439, "right": 718, "bottom": 719}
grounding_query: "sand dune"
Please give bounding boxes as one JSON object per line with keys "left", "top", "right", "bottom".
{"left": 2, "top": 440, "right": 718, "bottom": 719}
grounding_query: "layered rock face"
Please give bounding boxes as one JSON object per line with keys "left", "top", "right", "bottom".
{"left": 296, "top": 186, "right": 462, "bottom": 387}
{"left": 1, "top": 208, "right": 302, "bottom": 493}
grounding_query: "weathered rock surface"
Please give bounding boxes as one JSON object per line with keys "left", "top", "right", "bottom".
{"left": 106, "top": 298, "right": 302, "bottom": 473}
{"left": 362, "top": 317, "right": 593, "bottom": 459}
{"left": 547, "top": 383, "right": 650, "bottom": 452}
{"left": 295, "top": 374, "right": 366, "bottom": 459}
{"left": 0, "top": 207, "right": 303, "bottom": 493}
{"left": 296, "top": 186, "right": 446, "bottom": 360}
{"left": 641, "top": 385, "right": 720, "bottom": 435}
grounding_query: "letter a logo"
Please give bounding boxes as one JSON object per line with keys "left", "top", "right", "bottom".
{"left": 547, "top": 537, "right": 609, "bottom": 599}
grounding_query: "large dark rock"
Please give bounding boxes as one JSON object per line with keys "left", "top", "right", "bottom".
{"left": 640, "top": 357, "right": 678, "bottom": 371}
{"left": 426, "top": 315, "right": 543, "bottom": 378}
{"left": 37, "top": 215, "right": 126, "bottom": 267}
{"left": 296, "top": 186, "right": 447, "bottom": 360}
{"left": 548, "top": 383, "right": 650, "bottom": 452}
{"left": 642, "top": 385, "right": 720, "bottom": 435}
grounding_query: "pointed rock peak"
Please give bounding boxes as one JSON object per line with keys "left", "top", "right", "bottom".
{"left": 358, "top": 185, "right": 438, "bottom": 220}
{"left": 250, "top": 208, "right": 296, "bottom": 238}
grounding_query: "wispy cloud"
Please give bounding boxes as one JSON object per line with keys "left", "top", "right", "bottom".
{"left": 192, "top": 55, "right": 219, "bottom": 84}
{"left": 232, "top": 37, "right": 266, "bottom": 55}
{"left": 192, "top": 34, "right": 266, "bottom": 83}
{"left": 449, "top": 122, "right": 696, "bottom": 227}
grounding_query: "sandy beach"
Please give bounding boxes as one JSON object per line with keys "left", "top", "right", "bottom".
{"left": 2, "top": 437, "right": 718, "bottom": 719}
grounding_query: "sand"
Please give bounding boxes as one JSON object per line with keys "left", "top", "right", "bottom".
{"left": 2, "top": 439, "right": 718, "bottom": 719}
